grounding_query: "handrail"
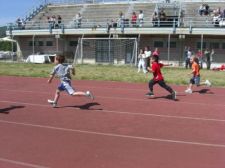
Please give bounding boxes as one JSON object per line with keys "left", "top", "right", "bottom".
{"left": 9, "top": 16, "right": 221, "bottom": 31}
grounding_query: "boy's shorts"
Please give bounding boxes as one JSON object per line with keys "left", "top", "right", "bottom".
{"left": 190, "top": 76, "right": 200, "bottom": 86}
{"left": 58, "top": 81, "right": 75, "bottom": 95}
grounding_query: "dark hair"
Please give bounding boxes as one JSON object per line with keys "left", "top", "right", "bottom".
{"left": 55, "top": 55, "right": 65, "bottom": 63}
{"left": 151, "top": 55, "right": 159, "bottom": 63}
{"left": 193, "top": 56, "right": 199, "bottom": 64}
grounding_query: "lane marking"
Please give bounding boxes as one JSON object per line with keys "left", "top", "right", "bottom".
{"left": 1, "top": 120, "right": 225, "bottom": 148}
{"left": 1, "top": 100, "right": 225, "bottom": 122}
{"left": 1, "top": 89, "right": 225, "bottom": 107}
{"left": 0, "top": 157, "right": 49, "bottom": 168}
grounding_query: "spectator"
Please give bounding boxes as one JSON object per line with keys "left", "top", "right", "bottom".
{"left": 137, "top": 48, "right": 147, "bottom": 73}
{"left": 152, "top": 11, "right": 158, "bottom": 27}
{"left": 152, "top": 48, "right": 159, "bottom": 57}
{"left": 184, "top": 46, "right": 191, "bottom": 69}
{"left": 16, "top": 18, "right": 22, "bottom": 29}
{"left": 131, "top": 12, "right": 137, "bottom": 27}
{"left": 138, "top": 10, "right": 144, "bottom": 27}
{"left": 180, "top": 10, "right": 185, "bottom": 27}
{"left": 118, "top": 12, "right": 125, "bottom": 33}
{"left": 144, "top": 46, "right": 152, "bottom": 71}
{"left": 212, "top": 13, "right": 221, "bottom": 27}
{"left": 107, "top": 19, "right": 116, "bottom": 33}
{"left": 56, "top": 15, "right": 62, "bottom": 28}
{"left": 49, "top": 15, "right": 56, "bottom": 29}
{"left": 204, "top": 48, "right": 211, "bottom": 70}
{"left": 199, "top": 4, "right": 205, "bottom": 16}
{"left": 74, "top": 13, "right": 82, "bottom": 28}
{"left": 196, "top": 49, "right": 203, "bottom": 69}
{"left": 159, "top": 9, "right": 167, "bottom": 26}
{"left": 21, "top": 19, "right": 26, "bottom": 29}
{"left": 210, "top": 49, "right": 215, "bottom": 65}
{"left": 204, "top": 4, "right": 210, "bottom": 15}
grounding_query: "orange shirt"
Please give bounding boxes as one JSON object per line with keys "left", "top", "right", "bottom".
{"left": 192, "top": 62, "right": 200, "bottom": 76}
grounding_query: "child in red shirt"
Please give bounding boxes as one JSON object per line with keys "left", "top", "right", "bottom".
{"left": 146, "top": 55, "right": 176, "bottom": 100}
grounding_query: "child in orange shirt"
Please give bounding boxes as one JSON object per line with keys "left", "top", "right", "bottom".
{"left": 185, "top": 56, "right": 211, "bottom": 93}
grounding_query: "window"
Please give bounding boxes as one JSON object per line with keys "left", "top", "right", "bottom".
{"left": 167, "top": 41, "right": 176, "bottom": 48}
{"left": 154, "top": 41, "right": 164, "bottom": 48}
{"left": 69, "top": 41, "right": 78, "bottom": 46}
{"left": 196, "top": 42, "right": 206, "bottom": 49}
{"left": 209, "top": 42, "right": 219, "bottom": 49}
{"left": 29, "top": 41, "right": 36, "bottom": 46}
{"left": 38, "top": 41, "right": 44, "bottom": 46}
{"left": 222, "top": 43, "right": 225, "bottom": 49}
{"left": 46, "top": 41, "right": 53, "bottom": 46}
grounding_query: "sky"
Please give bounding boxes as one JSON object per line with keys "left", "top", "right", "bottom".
{"left": 0, "top": 0, "right": 44, "bottom": 26}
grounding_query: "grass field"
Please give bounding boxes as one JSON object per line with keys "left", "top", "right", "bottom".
{"left": 0, "top": 62, "right": 224, "bottom": 87}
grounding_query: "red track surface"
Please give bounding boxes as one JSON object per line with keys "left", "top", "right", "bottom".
{"left": 0, "top": 76, "right": 225, "bottom": 168}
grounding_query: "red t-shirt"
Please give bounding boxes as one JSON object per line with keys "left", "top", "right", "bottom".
{"left": 151, "top": 62, "right": 164, "bottom": 81}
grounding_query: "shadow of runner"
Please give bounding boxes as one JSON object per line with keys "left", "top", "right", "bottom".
{"left": 62, "top": 102, "right": 102, "bottom": 110}
{"left": 0, "top": 105, "right": 25, "bottom": 114}
{"left": 194, "top": 88, "right": 214, "bottom": 94}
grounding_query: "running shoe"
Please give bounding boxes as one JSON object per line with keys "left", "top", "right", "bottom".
{"left": 171, "top": 91, "right": 177, "bottom": 100}
{"left": 145, "top": 92, "right": 155, "bottom": 97}
{"left": 205, "top": 80, "right": 212, "bottom": 87}
{"left": 185, "top": 88, "right": 192, "bottom": 94}
{"left": 47, "top": 99, "right": 57, "bottom": 108}
{"left": 86, "top": 91, "right": 94, "bottom": 100}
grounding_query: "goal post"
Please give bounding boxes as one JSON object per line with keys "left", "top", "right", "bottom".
{"left": 74, "top": 37, "right": 138, "bottom": 65}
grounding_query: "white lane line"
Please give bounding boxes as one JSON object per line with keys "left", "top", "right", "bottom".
{"left": 1, "top": 89, "right": 225, "bottom": 107}
{"left": 96, "top": 95, "right": 225, "bottom": 107}
{"left": 0, "top": 119, "right": 225, "bottom": 148}
{"left": 1, "top": 100, "right": 225, "bottom": 123}
{"left": 0, "top": 157, "right": 50, "bottom": 168}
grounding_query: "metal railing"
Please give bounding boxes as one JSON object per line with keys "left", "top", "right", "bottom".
{"left": 9, "top": 17, "right": 221, "bottom": 31}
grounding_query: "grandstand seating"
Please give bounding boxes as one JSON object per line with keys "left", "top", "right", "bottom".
{"left": 7, "top": 0, "right": 225, "bottom": 64}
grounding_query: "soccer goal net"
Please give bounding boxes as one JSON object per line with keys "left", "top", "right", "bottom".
{"left": 74, "top": 37, "right": 138, "bottom": 65}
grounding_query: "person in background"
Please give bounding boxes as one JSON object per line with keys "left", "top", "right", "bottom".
{"left": 138, "top": 10, "right": 144, "bottom": 27}
{"left": 204, "top": 48, "right": 211, "bottom": 70}
{"left": 152, "top": 48, "right": 159, "bottom": 57}
{"left": 137, "top": 48, "right": 147, "bottom": 73}
{"left": 131, "top": 12, "right": 137, "bottom": 27}
{"left": 144, "top": 46, "right": 151, "bottom": 72}
{"left": 196, "top": 49, "right": 203, "bottom": 69}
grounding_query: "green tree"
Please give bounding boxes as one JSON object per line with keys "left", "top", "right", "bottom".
{"left": 0, "top": 41, "right": 12, "bottom": 51}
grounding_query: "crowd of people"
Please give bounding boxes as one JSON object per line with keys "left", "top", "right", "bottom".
{"left": 107, "top": 10, "right": 144, "bottom": 33}
{"left": 184, "top": 46, "right": 214, "bottom": 70}
{"left": 47, "top": 15, "right": 62, "bottom": 29}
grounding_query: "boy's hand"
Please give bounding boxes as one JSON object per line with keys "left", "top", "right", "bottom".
{"left": 47, "top": 79, "right": 52, "bottom": 83}
{"left": 47, "top": 75, "right": 54, "bottom": 83}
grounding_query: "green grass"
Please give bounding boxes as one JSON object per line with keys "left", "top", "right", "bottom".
{"left": 0, "top": 62, "right": 224, "bottom": 87}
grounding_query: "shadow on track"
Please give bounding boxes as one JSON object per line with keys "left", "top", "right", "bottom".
{"left": 62, "top": 102, "right": 102, "bottom": 110}
{"left": 0, "top": 105, "right": 25, "bottom": 114}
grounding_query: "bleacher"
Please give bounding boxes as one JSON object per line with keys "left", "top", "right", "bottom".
{"left": 6, "top": 0, "right": 225, "bottom": 64}
{"left": 183, "top": 2, "right": 225, "bottom": 28}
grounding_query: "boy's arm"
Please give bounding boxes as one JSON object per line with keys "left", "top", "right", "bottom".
{"left": 162, "top": 63, "right": 173, "bottom": 66}
{"left": 71, "top": 67, "right": 75, "bottom": 75}
{"left": 47, "top": 74, "right": 55, "bottom": 83}
{"left": 69, "top": 65, "right": 75, "bottom": 75}
{"left": 147, "top": 66, "right": 154, "bottom": 73}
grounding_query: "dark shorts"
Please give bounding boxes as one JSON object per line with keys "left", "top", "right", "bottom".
{"left": 190, "top": 76, "right": 200, "bottom": 85}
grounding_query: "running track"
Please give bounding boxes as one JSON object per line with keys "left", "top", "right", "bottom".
{"left": 0, "top": 76, "right": 225, "bottom": 168}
